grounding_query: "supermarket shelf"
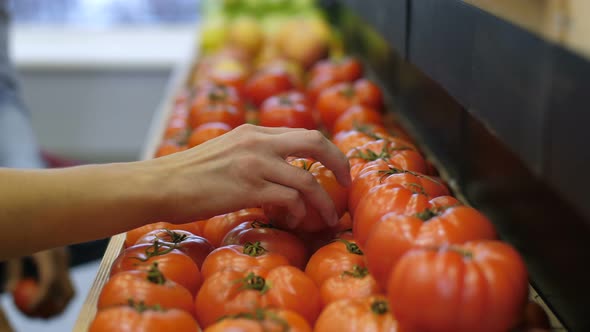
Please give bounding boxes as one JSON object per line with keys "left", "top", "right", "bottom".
{"left": 325, "top": 1, "right": 590, "bottom": 330}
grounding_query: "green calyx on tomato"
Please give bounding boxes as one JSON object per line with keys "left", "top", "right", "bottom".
{"left": 131, "top": 240, "right": 175, "bottom": 262}
{"left": 159, "top": 229, "right": 189, "bottom": 244}
{"left": 251, "top": 220, "right": 274, "bottom": 229}
{"left": 338, "top": 85, "right": 355, "bottom": 99}
{"left": 235, "top": 272, "right": 271, "bottom": 294}
{"left": 414, "top": 204, "right": 460, "bottom": 221}
{"left": 243, "top": 241, "right": 268, "bottom": 257}
{"left": 370, "top": 300, "right": 389, "bottom": 315}
{"left": 146, "top": 262, "right": 167, "bottom": 285}
{"left": 338, "top": 239, "right": 363, "bottom": 256}
{"left": 353, "top": 123, "right": 384, "bottom": 140}
{"left": 219, "top": 308, "right": 290, "bottom": 331}
{"left": 351, "top": 142, "right": 413, "bottom": 162}
{"left": 341, "top": 265, "right": 369, "bottom": 278}
{"left": 127, "top": 299, "right": 164, "bottom": 313}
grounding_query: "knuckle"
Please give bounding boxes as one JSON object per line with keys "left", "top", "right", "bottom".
{"left": 306, "top": 130, "right": 327, "bottom": 145}
{"left": 298, "top": 171, "right": 319, "bottom": 191}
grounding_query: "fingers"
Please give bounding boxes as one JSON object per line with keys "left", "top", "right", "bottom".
{"left": 271, "top": 130, "right": 351, "bottom": 187}
{"left": 256, "top": 181, "right": 307, "bottom": 227}
{"left": 264, "top": 160, "right": 339, "bottom": 227}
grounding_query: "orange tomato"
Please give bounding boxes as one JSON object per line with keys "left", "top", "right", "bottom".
{"left": 314, "top": 296, "right": 401, "bottom": 332}
{"left": 331, "top": 105, "right": 384, "bottom": 135}
{"left": 305, "top": 239, "right": 365, "bottom": 287}
{"left": 187, "top": 122, "right": 232, "bottom": 148}
{"left": 204, "top": 309, "right": 312, "bottom": 332}
{"left": 135, "top": 229, "right": 214, "bottom": 269}
{"left": 204, "top": 208, "right": 268, "bottom": 247}
{"left": 319, "top": 265, "right": 379, "bottom": 307}
{"left": 89, "top": 305, "right": 200, "bottom": 332}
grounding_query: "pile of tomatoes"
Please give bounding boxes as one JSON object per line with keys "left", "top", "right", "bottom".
{"left": 89, "top": 47, "right": 553, "bottom": 332}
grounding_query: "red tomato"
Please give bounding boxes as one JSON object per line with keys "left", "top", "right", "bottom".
{"left": 222, "top": 221, "right": 309, "bottom": 270}
{"left": 204, "top": 309, "right": 312, "bottom": 332}
{"left": 200, "top": 242, "right": 290, "bottom": 280}
{"left": 306, "top": 73, "right": 341, "bottom": 104}
{"left": 388, "top": 241, "right": 528, "bottom": 332}
{"left": 191, "top": 83, "right": 241, "bottom": 113}
{"left": 135, "top": 229, "right": 214, "bottom": 269}
{"left": 195, "top": 266, "right": 321, "bottom": 328}
{"left": 110, "top": 242, "right": 202, "bottom": 296}
{"left": 365, "top": 204, "right": 497, "bottom": 289}
{"left": 204, "top": 208, "right": 269, "bottom": 247}
{"left": 305, "top": 239, "right": 365, "bottom": 287}
{"left": 244, "top": 68, "right": 295, "bottom": 107}
{"left": 314, "top": 296, "right": 401, "bottom": 332}
{"left": 310, "top": 57, "right": 363, "bottom": 83}
{"left": 98, "top": 266, "right": 194, "bottom": 315}
{"left": 189, "top": 102, "right": 245, "bottom": 129}
{"left": 319, "top": 265, "right": 379, "bottom": 307}
{"left": 259, "top": 91, "right": 316, "bottom": 129}
{"left": 12, "top": 278, "right": 62, "bottom": 318}
{"left": 264, "top": 158, "right": 348, "bottom": 233}
{"left": 207, "top": 58, "right": 248, "bottom": 95}
{"left": 353, "top": 185, "right": 459, "bottom": 246}
{"left": 89, "top": 305, "right": 200, "bottom": 332}
{"left": 346, "top": 139, "right": 427, "bottom": 178}
{"left": 316, "top": 79, "right": 383, "bottom": 131}
{"left": 332, "top": 125, "right": 391, "bottom": 154}
{"left": 332, "top": 105, "right": 384, "bottom": 135}
{"left": 125, "top": 222, "right": 175, "bottom": 248}
{"left": 187, "top": 122, "right": 232, "bottom": 147}
{"left": 349, "top": 163, "right": 450, "bottom": 216}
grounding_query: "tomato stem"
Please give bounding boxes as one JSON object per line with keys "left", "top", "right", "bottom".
{"left": 127, "top": 299, "right": 164, "bottom": 313}
{"left": 338, "top": 239, "right": 364, "bottom": 255}
{"left": 236, "top": 272, "right": 270, "bottom": 294}
{"left": 251, "top": 220, "right": 273, "bottom": 229}
{"left": 342, "top": 265, "right": 369, "bottom": 278}
{"left": 146, "top": 262, "right": 167, "bottom": 285}
{"left": 370, "top": 300, "right": 389, "bottom": 315}
{"left": 243, "top": 241, "right": 268, "bottom": 257}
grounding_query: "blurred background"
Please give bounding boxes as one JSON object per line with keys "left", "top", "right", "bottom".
{"left": 2, "top": 1, "right": 199, "bottom": 331}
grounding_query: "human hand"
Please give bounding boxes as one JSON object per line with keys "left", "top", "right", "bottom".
{"left": 148, "top": 124, "right": 351, "bottom": 228}
{"left": 5, "top": 247, "right": 74, "bottom": 318}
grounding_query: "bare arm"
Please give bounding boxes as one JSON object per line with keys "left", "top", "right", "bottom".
{"left": 0, "top": 125, "right": 351, "bottom": 259}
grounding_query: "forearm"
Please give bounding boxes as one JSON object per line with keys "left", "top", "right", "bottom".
{"left": 0, "top": 162, "right": 159, "bottom": 259}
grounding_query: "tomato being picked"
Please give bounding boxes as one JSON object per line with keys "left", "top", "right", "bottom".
{"left": 135, "top": 229, "right": 214, "bottom": 269}
{"left": 259, "top": 91, "right": 316, "bottom": 129}
{"left": 264, "top": 158, "right": 348, "bottom": 233}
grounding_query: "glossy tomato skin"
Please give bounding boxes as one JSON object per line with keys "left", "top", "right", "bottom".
{"left": 346, "top": 139, "right": 427, "bottom": 178}
{"left": 110, "top": 243, "right": 202, "bottom": 296}
{"left": 319, "top": 265, "right": 379, "bottom": 307}
{"left": 259, "top": 91, "right": 316, "bottom": 129}
{"left": 221, "top": 221, "right": 309, "bottom": 270}
{"left": 189, "top": 102, "right": 246, "bottom": 129}
{"left": 204, "top": 208, "right": 269, "bottom": 247}
{"left": 191, "top": 83, "right": 241, "bottom": 113}
{"left": 195, "top": 266, "right": 321, "bottom": 328}
{"left": 89, "top": 306, "right": 200, "bottom": 332}
{"left": 188, "top": 122, "right": 232, "bottom": 147}
{"left": 135, "top": 229, "right": 214, "bottom": 269}
{"left": 332, "top": 105, "right": 384, "bottom": 135}
{"left": 364, "top": 205, "right": 497, "bottom": 290}
{"left": 200, "top": 243, "right": 290, "bottom": 280}
{"left": 349, "top": 163, "right": 450, "bottom": 216}
{"left": 265, "top": 158, "right": 348, "bottom": 233}
{"left": 125, "top": 222, "right": 175, "bottom": 248}
{"left": 314, "top": 296, "right": 401, "bottom": 332}
{"left": 244, "top": 68, "right": 295, "bottom": 107}
{"left": 97, "top": 269, "right": 194, "bottom": 316}
{"left": 204, "top": 309, "right": 312, "bottom": 332}
{"left": 388, "top": 241, "right": 528, "bottom": 332}
{"left": 305, "top": 239, "right": 365, "bottom": 287}
{"left": 310, "top": 57, "right": 363, "bottom": 83}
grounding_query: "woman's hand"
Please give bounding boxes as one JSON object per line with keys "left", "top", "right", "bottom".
{"left": 149, "top": 124, "right": 351, "bottom": 228}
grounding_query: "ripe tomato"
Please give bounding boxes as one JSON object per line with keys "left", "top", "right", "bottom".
{"left": 310, "top": 57, "right": 363, "bottom": 83}
{"left": 89, "top": 305, "right": 200, "bottom": 332}
{"left": 135, "top": 229, "right": 214, "bottom": 269}
{"left": 125, "top": 222, "right": 175, "bottom": 248}
{"left": 222, "top": 221, "right": 308, "bottom": 270}
{"left": 204, "top": 309, "right": 312, "bottom": 332}
{"left": 259, "top": 91, "right": 316, "bottom": 129}
{"left": 244, "top": 68, "right": 295, "bottom": 107}
{"left": 187, "top": 122, "right": 232, "bottom": 148}
{"left": 204, "top": 208, "right": 269, "bottom": 247}
{"left": 154, "top": 141, "right": 187, "bottom": 158}
{"left": 12, "top": 278, "right": 62, "bottom": 318}
{"left": 314, "top": 296, "right": 400, "bottom": 332}
{"left": 195, "top": 266, "right": 321, "bottom": 328}
{"left": 200, "top": 242, "right": 290, "bottom": 280}
{"left": 207, "top": 58, "right": 248, "bottom": 95}
{"left": 316, "top": 79, "right": 383, "bottom": 131}
{"left": 319, "top": 265, "right": 379, "bottom": 307}
{"left": 364, "top": 204, "right": 497, "bottom": 290}
{"left": 353, "top": 186, "right": 444, "bottom": 246}
{"left": 98, "top": 265, "right": 194, "bottom": 315}
{"left": 110, "top": 242, "right": 202, "bottom": 296}
{"left": 306, "top": 73, "right": 340, "bottom": 104}
{"left": 349, "top": 163, "right": 450, "bottom": 216}
{"left": 331, "top": 125, "right": 391, "bottom": 154}
{"left": 264, "top": 158, "right": 348, "bottom": 233}
{"left": 388, "top": 241, "right": 528, "bottom": 332}
{"left": 331, "top": 105, "right": 384, "bottom": 135}
{"left": 305, "top": 239, "right": 365, "bottom": 287}
{"left": 346, "top": 139, "right": 427, "bottom": 177}
{"left": 189, "top": 102, "right": 245, "bottom": 129}
{"left": 191, "top": 83, "right": 241, "bottom": 114}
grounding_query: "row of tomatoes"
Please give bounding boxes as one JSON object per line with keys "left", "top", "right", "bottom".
{"left": 89, "top": 47, "right": 552, "bottom": 331}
